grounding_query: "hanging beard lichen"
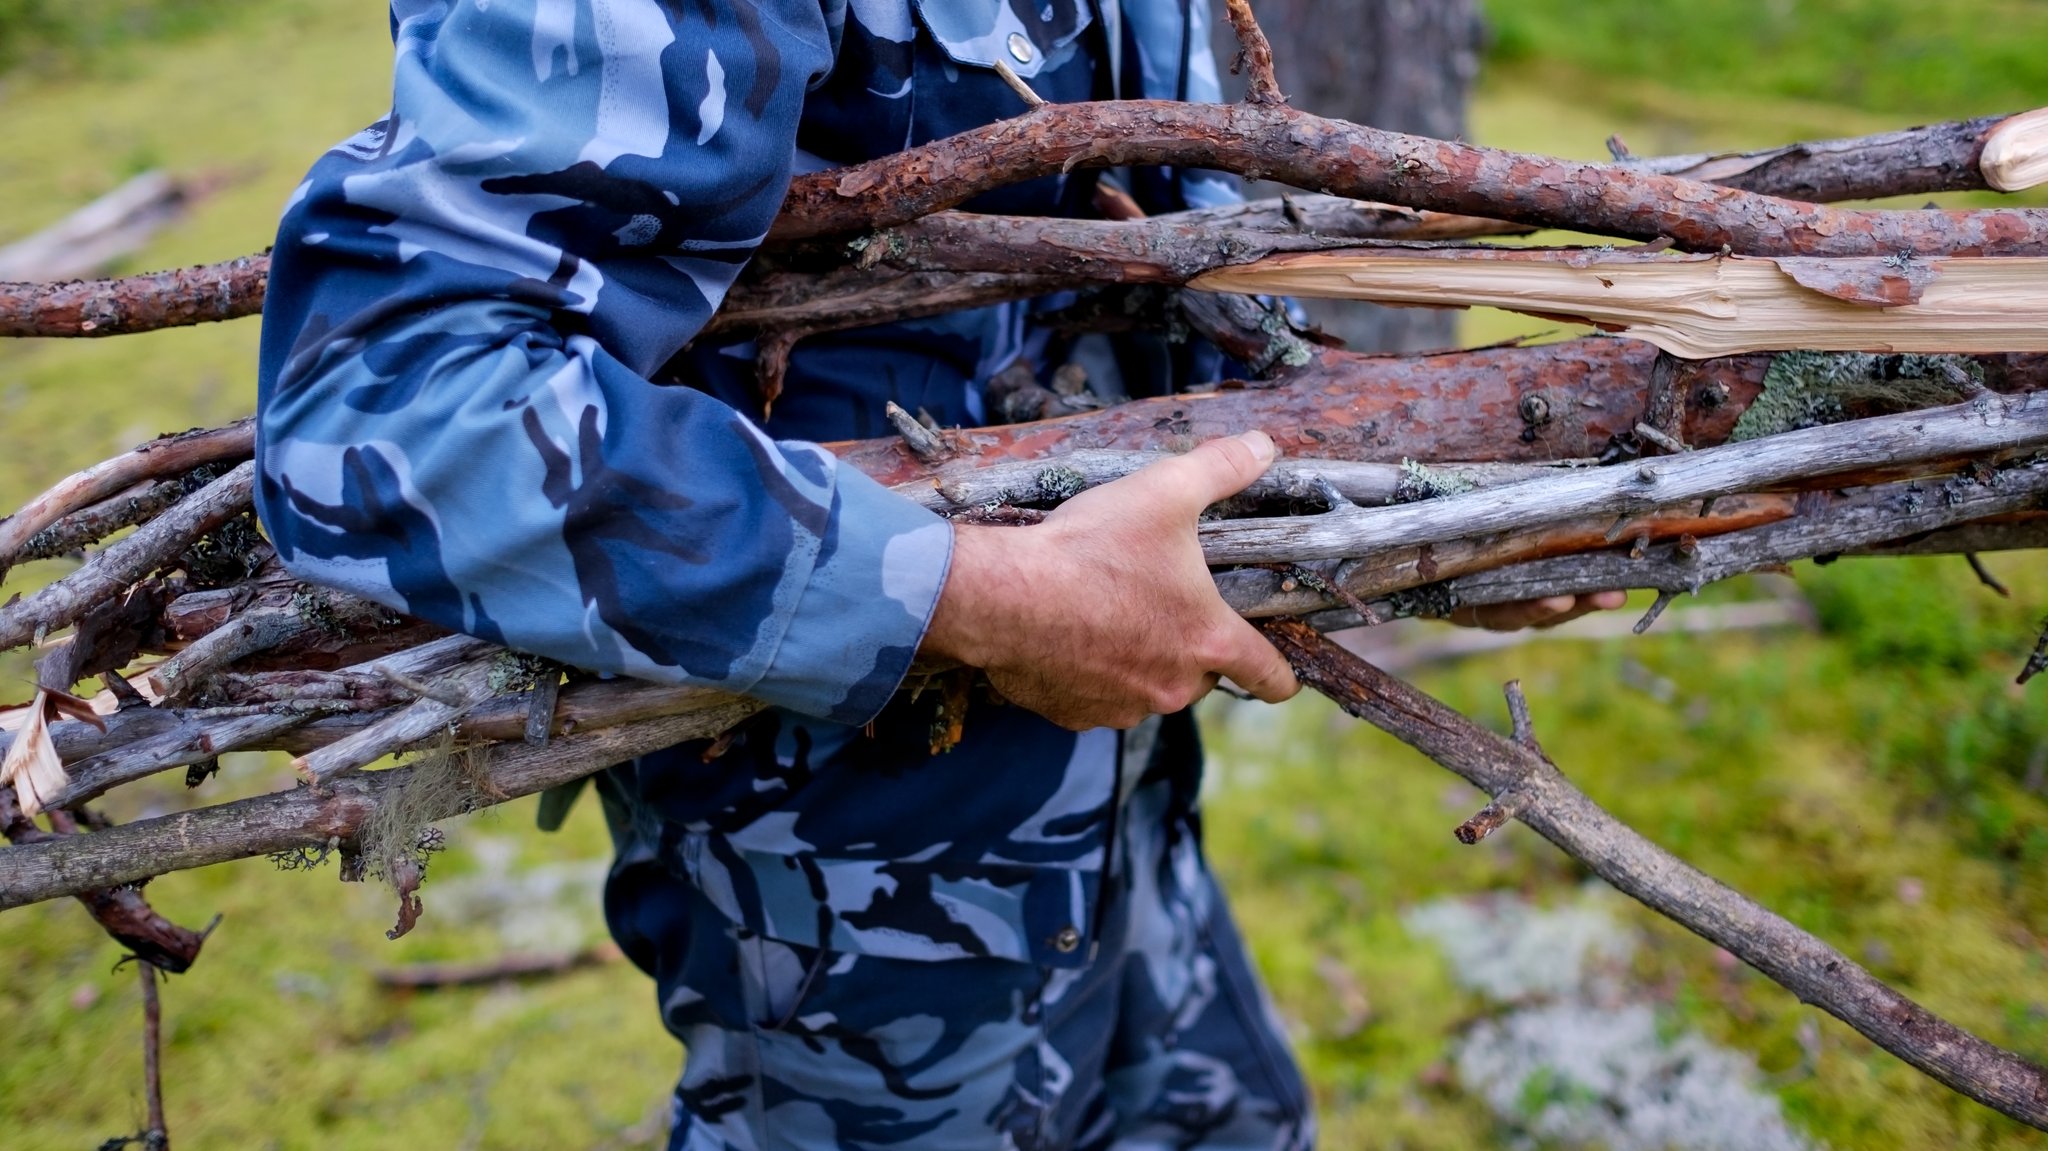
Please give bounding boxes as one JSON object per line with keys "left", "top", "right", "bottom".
{"left": 1731, "top": 351, "right": 1989, "bottom": 441}
{"left": 350, "top": 729, "right": 483, "bottom": 937}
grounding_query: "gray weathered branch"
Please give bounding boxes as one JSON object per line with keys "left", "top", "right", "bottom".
{"left": 1201, "top": 393, "right": 2048, "bottom": 564}
{"left": 1260, "top": 619, "right": 2048, "bottom": 1132}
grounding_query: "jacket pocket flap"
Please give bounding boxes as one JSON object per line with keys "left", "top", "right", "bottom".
{"left": 912, "top": 0, "right": 1093, "bottom": 79}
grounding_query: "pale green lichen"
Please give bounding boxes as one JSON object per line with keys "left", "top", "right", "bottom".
{"left": 1035, "top": 465, "right": 1088, "bottom": 502}
{"left": 486, "top": 650, "right": 555, "bottom": 695}
{"left": 1393, "top": 458, "right": 1478, "bottom": 503}
{"left": 1731, "top": 352, "right": 1984, "bottom": 442}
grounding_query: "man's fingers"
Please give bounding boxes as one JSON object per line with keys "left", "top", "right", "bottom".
{"left": 1449, "top": 591, "right": 1632, "bottom": 631}
{"left": 1213, "top": 619, "right": 1300, "bottom": 704}
{"left": 1532, "top": 589, "right": 1630, "bottom": 629}
{"left": 1124, "top": 430, "right": 1279, "bottom": 514}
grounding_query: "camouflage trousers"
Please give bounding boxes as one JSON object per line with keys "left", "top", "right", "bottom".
{"left": 659, "top": 781, "right": 1314, "bottom": 1150}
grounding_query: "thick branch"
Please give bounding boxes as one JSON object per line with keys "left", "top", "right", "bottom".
{"left": 832, "top": 342, "right": 2048, "bottom": 484}
{"left": 1259, "top": 618, "right": 2048, "bottom": 1131}
{"left": 1620, "top": 112, "right": 2029, "bottom": 202}
{"left": 0, "top": 253, "right": 268, "bottom": 339}
{"left": 774, "top": 101, "right": 2048, "bottom": 256}
{"left": 1199, "top": 393, "right": 2048, "bottom": 564}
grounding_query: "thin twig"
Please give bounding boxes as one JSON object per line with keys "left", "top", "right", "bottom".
{"left": 1634, "top": 421, "right": 1690, "bottom": 455}
{"left": 1633, "top": 590, "right": 1682, "bottom": 634}
{"left": 139, "top": 960, "right": 169, "bottom": 1151}
{"left": 990, "top": 59, "right": 1047, "bottom": 110}
{"left": 884, "top": 400, "right": 948, "bottom": 463}
{"left": 1222, "top": 0, "right": 1286, "bottom": 106}
{"left": 1965, "top": 552, "right": 2013, "bottom": 598}
{"left": 2022, "top": 619, "right": 2048, "bottom": 686}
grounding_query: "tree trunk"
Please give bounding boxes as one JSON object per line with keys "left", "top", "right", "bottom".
{"left": 1213, "top": 0, "right": 1484, "bottom": 352}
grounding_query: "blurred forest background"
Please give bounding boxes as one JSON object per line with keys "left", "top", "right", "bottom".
{"left": 3, "top": 2, "right": 2048, "bottom": 1148}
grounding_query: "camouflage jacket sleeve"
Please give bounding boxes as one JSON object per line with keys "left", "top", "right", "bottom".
{"left": 254, "top": 0, "right": 950, "bottom": 725}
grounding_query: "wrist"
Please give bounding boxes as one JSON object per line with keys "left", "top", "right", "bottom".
{"left": 921, "top": 522, "right": 1027, "bottom": 669}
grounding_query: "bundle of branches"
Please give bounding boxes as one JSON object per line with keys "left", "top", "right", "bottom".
{"left": 5, "top": 2, "right": 2048, "bottom": 1133}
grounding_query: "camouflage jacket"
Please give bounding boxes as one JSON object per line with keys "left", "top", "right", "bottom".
{"left": 257, "top": 0, "right": 1234, "bottom": 975}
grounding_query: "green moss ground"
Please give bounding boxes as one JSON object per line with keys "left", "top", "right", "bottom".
{"left": 4, "top": 4, "right": 2048, "bottom": 1147}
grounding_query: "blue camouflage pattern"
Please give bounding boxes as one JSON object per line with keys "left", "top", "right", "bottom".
{"left": 603, "top": 715, "right": 1311, "bottom": 1149}
{"left": 256, "top": 0, "right": 1311, "bottom": 1146}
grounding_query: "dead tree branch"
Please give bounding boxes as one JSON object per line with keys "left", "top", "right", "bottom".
{"left": 1242, "top": 471, "right": 2048, "bottom": 630}
{"left": 0, "top": 461, "right": 256, "bottom": 652}
{"left": 9, "top": 104, "right": 2048, "bottom": 340}
{"left": 3, "top": 468, "right": 2039, "bottom": 908}
{"left": 1258, "top": 618, "right": 2048, "bottom": 1131}
{"left": 1200, "top": 392, "right": 2048, "bottom": 564}
{"left": 0, "top": 252, "right": 268, "bottom": 339}
{"left": 1622, "top": 110, "right": 2043, "bottom": 201}
{"left": 0, "top": 688, "right": 765, "bottom": 911}
{"left": 837, "top": 341, "right": 2048, "bottom": 487}
{"left": 772, "top": 101, "right": 2048, "bottom": 256}
{"left": 0, "top": 421, "right": 254, "bottom": 575}
{"left": 1223, "top": 0, "right": 1286, "bottom": 106}
{"left": 0, "top": 789, "right": 211, "bottom": 971}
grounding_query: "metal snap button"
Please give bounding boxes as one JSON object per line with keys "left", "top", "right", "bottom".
{"left": 1007, "top": 32, "right": 1035, "bottom": 65}
{"left": 1053, "top": 926, "right": 1081, "bottom": 953}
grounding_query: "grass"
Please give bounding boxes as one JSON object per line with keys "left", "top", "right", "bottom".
{"left": 1481, "top": 0, "right": 2048, "bottom": 120}
{"left": 4, "top": 2, "right": 2048, "bottom": 1148}
{"left": 0, "top": 0, "right": 247, "bottom": 81}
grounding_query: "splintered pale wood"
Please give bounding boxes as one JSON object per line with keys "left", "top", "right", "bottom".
{"left": 1982, "top": 108, "right": 2048, "bottom": 192}
{"left": 1192, "top": 250, "right": 2048, "bottom": 359}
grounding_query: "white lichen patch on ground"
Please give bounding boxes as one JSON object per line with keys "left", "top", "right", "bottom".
{"left": 1406, "top": 888, "right": 1819, "bottom": 1151}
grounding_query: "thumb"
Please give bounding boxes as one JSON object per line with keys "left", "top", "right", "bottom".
{"left": 1129, "top": 431, "right": 1280, "bottom": 515}
{"left": 1212, "top": 616, "right": 1301, "bottom": 705}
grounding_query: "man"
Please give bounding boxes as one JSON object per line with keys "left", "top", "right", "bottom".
{"left": 256, "top": 2, "right": 1616, "bottom": 1146}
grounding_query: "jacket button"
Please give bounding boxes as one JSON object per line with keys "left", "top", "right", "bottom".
{"left": 1007, "top": 32, "right": 1035, "bottom": 65}
{"left": 1053, "top": 926, "right": 1081, "bottom": 953}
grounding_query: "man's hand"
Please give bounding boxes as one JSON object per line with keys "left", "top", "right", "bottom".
{"left": 922, "top": 431, "right": 1301, "bottom": 731}
{"left": 1446, "top": 591, "right": 1629, "bottom": 632}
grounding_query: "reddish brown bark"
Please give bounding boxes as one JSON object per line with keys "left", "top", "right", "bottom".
{"left": 835, "top": 341, "right": 2048, "bottom": 486}
{"left": 775, "top": 101, "right": 2048, "bottom": 257}
{"left": 832, "top": 338, "right": 1761, "bottom": 483}
{"left": 1222, "top": 0, "right": 1286, "bottom": 106}
{"left": 0, "top": 254, "right": 268, "bottom": 338}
